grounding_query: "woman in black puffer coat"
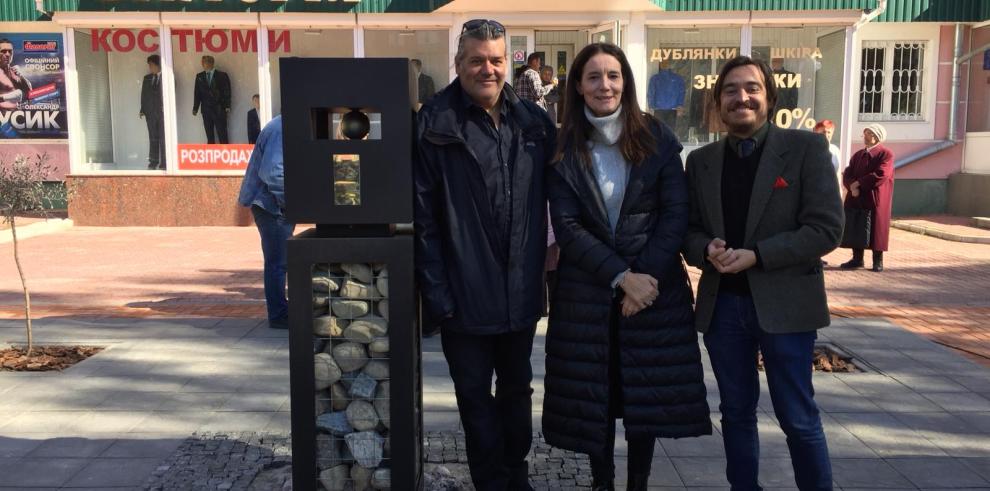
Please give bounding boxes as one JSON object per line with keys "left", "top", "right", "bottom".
{"left": 543, "top": 43, "right": 711, "bottom": 491}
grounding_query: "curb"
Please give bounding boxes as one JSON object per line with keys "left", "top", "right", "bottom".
{"left": 0, "top": 219, "right": 73, "bottom": 245}
{"left": 975, "top": 217, "right": 990, "bottom": 230}
{"left": 892, "top": 220, "right": 990, "bottom": 244}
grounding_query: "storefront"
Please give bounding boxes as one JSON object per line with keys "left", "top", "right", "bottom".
{"left": 1, "top": 0, "right": 986, "bottom": 224}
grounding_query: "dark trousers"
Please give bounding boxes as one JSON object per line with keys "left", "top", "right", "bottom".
{"left": 591, "top": 299, "right": 656, "bottom": 481}
{"left": 145, "top": 112, "right": 165, "bottom": 169}
{"left": 202, "top": 106, "right": 229, "bottom": 144}
{"left": 704, "top": 292, "right": 832, "bottom": 491}
{"left": 441, "top": 326, "right": 537, "bottom": 491}
{"left": 653, "top": 109, "right": 678, "bottom": 132}
{"left": 251, "top": 205, "right": 294, "bottom": 323}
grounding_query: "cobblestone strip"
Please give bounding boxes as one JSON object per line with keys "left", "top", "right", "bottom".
{"left": 143, "top": 432, "right": 292, "bottom": 491}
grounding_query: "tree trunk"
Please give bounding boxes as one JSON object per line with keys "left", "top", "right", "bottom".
{"left": 9, "top": 219, "right": 33, "bottom": 356}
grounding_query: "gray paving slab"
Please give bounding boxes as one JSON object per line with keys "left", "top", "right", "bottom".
{"left": 891, "top": 412, "right": 990, "bottom": 457}
{"left": 100, "top": 437, "right": 184, "bottom": 458}
{"left": 63, "top": 457, "right": 163, "bottom": 487}
{"left": 889, "top": 374, "right": 971, "bottom": 393}
{"left": 886, "top": 457, "right": 990, "bottom": 488}
{"left": 960, "top": 457, "right": 990, "bottom": 481}
{"left": 669, "top": 457, "right": 730, "bottom": 487}
{"left": 830, "top": 412, "right": 949, "bottom": 458}
{"left": 0, "top": 436, "right": 43, "bottom": 458}
{"left": 923, "top": 392, "right": 990, "bottom": 412}
{"left": 955, "top": 412, "right": 990, "bottom": 433}
{"left": 0, "top": 457, "right": 89, "bottom": 487}
{"left": 25, "top": 437, "right": 115, "bottom": 458}
{"left": 830, "top": 458, "right": 915, "bottom": 488}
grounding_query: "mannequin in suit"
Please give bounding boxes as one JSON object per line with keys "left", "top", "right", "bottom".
{"left": 140, "top": 54, "right": 165, "bottom": 169}
{"left": 192, "top": 55, "right": 231, "bottom": 144}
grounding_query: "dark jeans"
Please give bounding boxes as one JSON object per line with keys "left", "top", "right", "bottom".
{"left": 653, "top": 109, "right": 678, "bottom": 132}
{"left": 202, "top": 106, "right": 229, "bottom": 144}
{"left": 251, "top": 205, "right": 294, "bottom": 323}
{"left": 441, "top": 326, "right": 537, "bottom": 491}
{"left": 145, "top": 112, "right": 165, "bottom": 169}
{"left": 704, "top": 292, "right": 832, "bottom": 491}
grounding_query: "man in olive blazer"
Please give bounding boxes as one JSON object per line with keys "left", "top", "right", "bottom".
{"left": 683, "top": 56, "right": 843, "bottom": 490}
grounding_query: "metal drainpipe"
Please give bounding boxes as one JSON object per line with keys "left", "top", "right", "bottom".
{"left": 895, "top": 23, "right": 965, "bottom": 169}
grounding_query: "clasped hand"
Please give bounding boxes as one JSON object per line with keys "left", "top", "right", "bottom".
{"left": 619, "top": 272, "right": 659, "bottom": 318}
{"left": 707, "top": 238, "right": 757, "bottom": 274}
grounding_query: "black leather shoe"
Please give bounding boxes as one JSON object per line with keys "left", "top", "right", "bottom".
{"left": 626, "top": 473, "right": 650, "bottom": 491}
{"left": 840, "top": 259, "right": 864, "bottom": 269}
{"left": 872, "top": 252, "right": 884, "bottom": 272}
{"left": 592, "top": 479, "right": 615, "bottom": 491}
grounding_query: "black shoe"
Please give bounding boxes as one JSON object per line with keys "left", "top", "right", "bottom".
{"left": 592, "top": 479, "right": 615, "bottom": 491}
{"left": 148, "top": 163, "right": 159, "bottom": 170}
{"left": 872, "top": 251, "right": 884, "bottom": 272}
{"left": 840, "top": 259, "right": 864, "bottom": 269}
{"left": 627, "top": 473, "right": 650, "bottom": 491}
{"left": 268, "top": 317, "right": 289, "bottom": 330}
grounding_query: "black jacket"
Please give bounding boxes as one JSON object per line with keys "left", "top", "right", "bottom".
{"left": 193, "top": 69, "right": 231, "bottom": 114}
{"left": 542, "top": 119, "right": 711, "bottom": 457}
{"left": 414, "top": 80, "right": 556, "bottom": 335}
{"left": 140, "top": 73, "right": 163, "bottom": 118}
{"left": 247, "top": 108, "right": 261, "bottom": 144}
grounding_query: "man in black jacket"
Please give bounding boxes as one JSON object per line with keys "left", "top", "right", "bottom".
{"left": 414, "top": 19, "right": 555, "bottom": 491}
{"left": 192, "top": 55, "right": 231, "bottom": 144}
{"left": 247, "top": 94, "right": 261, "bottom": 144}
{"left": 140, "top": 54, "right": 165, "bottom": 169}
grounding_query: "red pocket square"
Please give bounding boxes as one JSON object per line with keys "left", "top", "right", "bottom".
{"left": 773, "top": 176, "right": 789, "bottom": 189}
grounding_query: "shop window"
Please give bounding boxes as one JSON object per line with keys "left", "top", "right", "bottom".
{"left": 645, "top": 27, "right": 741, "bottom": 149}
{"left": 859, "top": 40, "right": 926, "bottom": 122}
{"left": 73, "top": 28, "right": 165, "bottom": 171}
{"left": 269, "top": 29, "right": 353, "bottom": 118}
{"left": 752, "top": 26, "right": 846, "bottom": 144}
{"left": 364, "top": 29, "right": 448, "bottom": 108}
{"left": 170, "top": 28, "right": 261, "bottom": 171}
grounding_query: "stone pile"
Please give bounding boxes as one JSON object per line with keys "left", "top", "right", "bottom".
{"left": 312, "top": 263, "right": 391, "bottom": 491}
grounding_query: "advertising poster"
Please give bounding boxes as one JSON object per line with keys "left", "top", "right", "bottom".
{"left": 0, "top": 33, "right": 67, "bottom": 139}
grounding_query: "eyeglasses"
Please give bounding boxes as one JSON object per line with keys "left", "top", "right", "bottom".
{"left": 460, "top": 19, "right": 505, "bottom": 37}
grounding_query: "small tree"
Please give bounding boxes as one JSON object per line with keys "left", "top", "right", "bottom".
{"left": 0, "top": 154, "right": 62, "bottom": 356}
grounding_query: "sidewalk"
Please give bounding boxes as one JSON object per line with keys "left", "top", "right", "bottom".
{"left": 0, "top": 224, "right": 989, "bottom": 489}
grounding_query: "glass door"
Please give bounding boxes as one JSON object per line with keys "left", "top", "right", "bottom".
{"left": 589, "top": 21, "right": 620, "bottom": 46}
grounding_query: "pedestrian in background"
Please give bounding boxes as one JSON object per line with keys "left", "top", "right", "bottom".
{"left": 238, "top": 115, "right": 294, "bottom": 329}
{"left": 543, "top": 42, "right": 711, "bottom": 491}
{"left": 841, "top": 124, "right": 894, "bottom": 272}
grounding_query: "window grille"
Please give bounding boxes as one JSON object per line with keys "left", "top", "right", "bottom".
{"left": 859, "top": 41, "right": 926, "bottom": 122}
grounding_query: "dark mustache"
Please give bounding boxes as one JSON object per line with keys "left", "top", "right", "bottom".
{"left": 730, "top": 102, "right": 758, "bottom": 111}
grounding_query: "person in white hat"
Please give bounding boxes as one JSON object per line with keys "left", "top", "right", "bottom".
{"left": 840, "top": 124, "right": 894, "bottom": 271}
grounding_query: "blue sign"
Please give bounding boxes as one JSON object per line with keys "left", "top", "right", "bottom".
{"left": 0, "top": 33, "right": 68, "bottom": 139}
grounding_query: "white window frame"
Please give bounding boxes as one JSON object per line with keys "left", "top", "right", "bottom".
{"left": 858, "top": 39, "right": 928, "bottom": 123}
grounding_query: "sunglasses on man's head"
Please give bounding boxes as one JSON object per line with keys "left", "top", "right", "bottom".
{"left": 460, "top": 19, "right": 505, "bottom": 37}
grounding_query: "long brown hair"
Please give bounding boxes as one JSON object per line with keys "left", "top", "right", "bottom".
{"left": 553, "top": 43, "right": 657, "bottom": 166}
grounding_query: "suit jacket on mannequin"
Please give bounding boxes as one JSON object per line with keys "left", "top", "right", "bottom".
{"left": 193, "top": 69, "right": 231, "bottom": 114}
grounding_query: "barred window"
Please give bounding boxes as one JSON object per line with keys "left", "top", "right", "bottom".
{"left": 859, "top": 41, "right": 926, "bottom": 121}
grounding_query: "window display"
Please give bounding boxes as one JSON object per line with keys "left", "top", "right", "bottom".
{"left": 74, "top": 28, "right": 163, "bottom": 170}
{"left": 364, "top": 30, "right": 447, "bottom": 107}
{"left": 646, "top": 27, "right": 741, "bottom": 148}
{"left": 269, "top": 29, "right": 353, "bottom": 117}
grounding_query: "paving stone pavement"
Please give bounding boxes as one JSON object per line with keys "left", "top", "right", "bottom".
{"left": 1, "top": 314, "right": 989, "bottom": 489}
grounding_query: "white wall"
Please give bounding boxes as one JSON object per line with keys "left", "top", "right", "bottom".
{"left": 270, "top": 29, "right": 354, "bottom": 116}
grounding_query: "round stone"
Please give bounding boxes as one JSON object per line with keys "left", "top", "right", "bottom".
{"left": 374, "top": 381, "right": 390, "bottom": 429}
{"left": 318, "top": 465, "right": 350, "bottom": 491}
{"left": 342, "top": 263, "right": 374, "bottom": 284}
{"left": 316, "top": 411, "right": 352, "bottom": 436}
{"left": 316, "top": 433, "right": 342, "bottom": 471}
{"left": 314, "top": 353, "right": 342, "bottom": 390}
{"left": 344, "top": 317, "right": 387, "bottom": 344}
{"left": 332, "top": 299, "right": 370, "bottom": 319}
{"left": 351, "top": 464, "right": 374, "bottom": 491}
{"left": 377, "top": 300, "right": 388, "bottom": 320}
{"left": 314, "top": 315, "right": 348, "bottom": 338}
{"left": 346, "top": 400, "right": 379, "bottom": 431}
{"left": 371, "top": 468, "right": 391, "bottom": 489}
{"left": 312, "top": 272, "right": 341, "bottom": 294}
{"left": 330, "top": 383, "right": 350, "bottom": 411}
{"left": 331, "top": 342, "right": 369, "bottom": 372}
{"left": 363, "top": 360, "right": 389, "bottom": 380}
{"left": 369, "top": 338, "right": 389, "bottom": 356}
{"left": 375, "top": 272, "right": 388, "bottom": 298}
{"left": 313, "top": 294, "right": 329, "bottom": 309}
{"left": 341, "top": 279, "right": 378, "bottom": 300}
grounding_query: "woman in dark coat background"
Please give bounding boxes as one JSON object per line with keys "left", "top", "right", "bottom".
{"left": 840, "top": 123, "right": 894, "bottom": 272}
{"left": 543, "top": 43, "right": 711, "bottom": 491}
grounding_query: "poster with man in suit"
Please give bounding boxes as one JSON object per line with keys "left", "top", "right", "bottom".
{"left": 192, "top": 55, "right": 231, "bottom": 144}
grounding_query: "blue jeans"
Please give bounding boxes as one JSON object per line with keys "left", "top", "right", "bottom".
{"left": 251, "top": 205, "right": 294, "bottom": 323}
{"left": 704, "top": 292, "right": 832, "bottom": 491}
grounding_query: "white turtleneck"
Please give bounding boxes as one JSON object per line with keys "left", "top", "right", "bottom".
{"left": 584, "top": 104, "right": 630, "bottom": 234}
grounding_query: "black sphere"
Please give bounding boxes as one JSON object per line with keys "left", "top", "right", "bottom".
{"left": 341, "top": 109, "right": 370, "bottom": 140}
